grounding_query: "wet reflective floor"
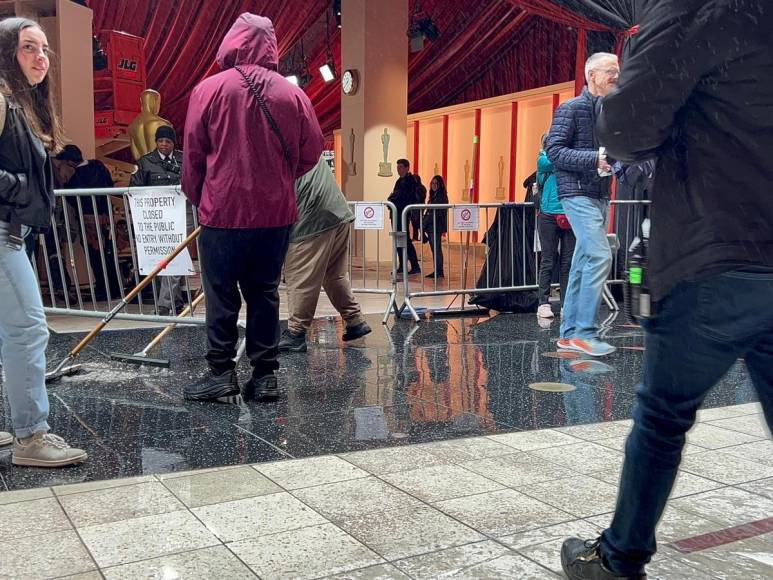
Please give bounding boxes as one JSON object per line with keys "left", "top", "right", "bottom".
{"left": 0, "top": 309, "right": 758, "bottom": 491}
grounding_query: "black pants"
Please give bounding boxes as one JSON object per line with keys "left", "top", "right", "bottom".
{"left": 88, "top": 242, "right": 121, "bottom": 300}
{"left": 394, "top": 219, "right": 419, "bottom": 272}
{"left": 200, "top": 225, "right": 290, "bottom": 378}
{"left": 538, "top": 212, "right": 576, "bottom": 305}
{"left": 426, "top": 228, "right": 444, "bottom": 274}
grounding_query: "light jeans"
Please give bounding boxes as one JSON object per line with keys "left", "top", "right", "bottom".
{"left": 559, "top": 196, "right": 612, "bottom": 339}
{"left": 0, "top": 221, "right": 51, "bottom": 437}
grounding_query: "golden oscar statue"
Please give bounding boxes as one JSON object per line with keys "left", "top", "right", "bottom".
{"left": 128, "top": 89, "right": 171, "bottom": 161}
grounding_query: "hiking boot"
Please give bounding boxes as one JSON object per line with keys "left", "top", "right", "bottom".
{"left": 0, "top": 431, "right": 12, "bottom": 447}
{"left": 537, "top": 304, "right": 554, "bottom": 319}
{"left": 184, "top": 369, "right": 242, "bottom": 403}
{"left": 243, "top": 373, "right": 279, "bottom": 402}
{"left": 343, "top": 322, "right": 372, "bottom": 342}
{"left": 563, "top": 338, "right": 616, "bottom": 357}
{"left": 279, "top": 329, "right": 307, "bottom": 352}
{"left": 561, "top": 537, "right": 646, "bottom": 579}
{"left": 12, "top": 433, "right": 87, "bottom": 467}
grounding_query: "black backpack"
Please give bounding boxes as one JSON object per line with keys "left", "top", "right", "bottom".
{"left": 534, "top": 172, "right": 546, "bottom": 212}
{"left": 414, "top": 176, "right": 427, "bottom": 204}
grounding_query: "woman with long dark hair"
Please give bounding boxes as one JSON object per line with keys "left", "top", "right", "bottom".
{"left": 0, "top": 18, "right": 86, "bottom": 466}
{"left": 422, "top": 175, "right": 448, "bottom": 278}
{"left": 535, "top": 134, "right": 576, "bottom": 319}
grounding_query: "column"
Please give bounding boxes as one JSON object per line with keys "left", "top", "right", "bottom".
{"left": 341, "top": 0, "right": 409, "bottom": 261}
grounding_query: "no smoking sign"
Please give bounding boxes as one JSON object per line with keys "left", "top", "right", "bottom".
{"left": 354, "top": 203, "right": 384, "bottom": 230}
{"left": 453, "top": 205, "right": 479, "bottom": 231}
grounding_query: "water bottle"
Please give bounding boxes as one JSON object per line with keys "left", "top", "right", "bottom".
{"left": 626, "top": 243, "right": 651, "bottom": 321}
{"left": 627, "top": 252, "right": 644, "bottom": 321}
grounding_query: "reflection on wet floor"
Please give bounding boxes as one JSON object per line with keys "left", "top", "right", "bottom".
{"left": 0, "top": 309, "right": 758, "bottom": 490}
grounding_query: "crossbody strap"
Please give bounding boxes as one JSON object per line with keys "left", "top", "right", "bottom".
{"left": 0, "top": 94, "right": 6, "bottom": 136}
{"left": 235, "top": 66, "right": 292, "bottom": 171}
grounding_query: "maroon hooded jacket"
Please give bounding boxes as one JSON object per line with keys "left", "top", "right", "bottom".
{"left": 183, "top": 13, "right": 324, "bottom": 229}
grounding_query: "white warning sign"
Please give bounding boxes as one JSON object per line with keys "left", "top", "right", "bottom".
{"left": 452, "top": 205, "right": 480, "bottom": 231}
{"left": 127, "top": 189, "right": 194, "bottom": 276}
{"left": 354, "top": 203, "right": 385, "bottom": 230}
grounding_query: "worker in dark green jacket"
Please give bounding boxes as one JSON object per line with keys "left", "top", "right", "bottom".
{"left": 279, "top": 156, "right": 371, "bottom": 352}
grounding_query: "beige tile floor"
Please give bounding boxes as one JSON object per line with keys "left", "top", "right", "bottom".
{"left": 0, "top": 403, "right": 770, "bottom": 579}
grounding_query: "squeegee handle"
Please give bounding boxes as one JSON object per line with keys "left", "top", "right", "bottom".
{"left": 65, "top": 227, "right": 203, "bottom": 358}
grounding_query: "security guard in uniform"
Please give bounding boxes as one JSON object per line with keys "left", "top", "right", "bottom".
{"left": 131, "top": 125, "right": 188, "bottom": 315}
{"left": 131, "top": 125, "right": 183, "bottom": 188}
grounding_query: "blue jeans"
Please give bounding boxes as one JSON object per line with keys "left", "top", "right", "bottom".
{"left": 600, "top": 270, "right": 773, "bottom": 575}
{"left": 0, "top": 222, "right": 51, "bottom": 437}
{"left": 560, "top": 197, "right": 612, "bottom": 339}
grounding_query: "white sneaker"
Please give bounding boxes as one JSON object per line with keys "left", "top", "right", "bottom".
{"left": 12, "top": 433, "right": 87, "bottom": 467}
{"left": 0, "top": 431, "right": 12, "bottom": 446}
{"left": 537, "top": 304, "right": 554, "bottom": 319}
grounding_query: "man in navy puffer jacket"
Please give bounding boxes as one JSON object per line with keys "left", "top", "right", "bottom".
{"left": 546, "top": 52, "right": 619, "bottom": 357}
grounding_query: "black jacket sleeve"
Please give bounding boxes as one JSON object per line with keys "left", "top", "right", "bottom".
{"left": 0, "top": 169, "right": 24, "bottom": 205}
{"left": 597, "top": 1, "right": 728, "bottom": 163}
{"left": 96, "top": 160, "right": 114, "bottom": 188}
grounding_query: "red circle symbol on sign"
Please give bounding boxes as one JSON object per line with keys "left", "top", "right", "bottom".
{"left": 363, "top": 207, "right": 375, "bottom": 219}
{"left": 461, "top": 209, "right": 472, "bottom": 221}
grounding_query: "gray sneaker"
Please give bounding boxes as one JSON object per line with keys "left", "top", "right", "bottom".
{"left": 12, "top": 433, "right": 87, "bottom": 467}
{"left": 0, "top": 431, "right": 11, "bottom": 447}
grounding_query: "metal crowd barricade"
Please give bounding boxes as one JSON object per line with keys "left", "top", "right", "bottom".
{"left": 608, "top": 199, "right": 651, "bottom": 285}
{"left": 400, "top": 202, "right": 540, "bottom": 323}
{"left": 345, "top": 200, "right": 399, "bottom": 324}
{"left": 604, "top": 199, "right": 652, "bottom": 310}
{"left": 35, "top": 185, "right": 205, "bottom": 326}
{"left": 36, "top": 190, "right": 402, "bottom": 328}
{"left": 398, "top": 199, "right": 651, "bottom": 323}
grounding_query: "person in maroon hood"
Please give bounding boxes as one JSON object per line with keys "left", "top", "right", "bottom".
{"left": 182, "top": 13, "right": 324, "bottom": 404}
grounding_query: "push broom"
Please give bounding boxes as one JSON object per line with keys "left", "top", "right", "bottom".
{"left": 109, "top": 291, "right": 205, "bottom": 368}
{"left": 45, "top": 227, "right": 202, "bottom": 382}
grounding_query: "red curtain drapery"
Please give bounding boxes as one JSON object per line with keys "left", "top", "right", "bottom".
{"left": 575, "top": 28, "right": 587, "bottom": 95}
{"left": 88, "top": 1, "right": 631, "bottom": 139}
{"left": 89, "top": 0, "right": 327, "bottom": 133}
{"left": 506, "top": 0, "right": 619, "bottom": 32}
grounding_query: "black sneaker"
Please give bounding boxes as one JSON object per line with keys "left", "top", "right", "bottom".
{"left": 278, "top": 329, "right": 307, "bottom": 352}
{"left": 343, "top": 322, "right": 372, "bottom": 342}
{"left": 184, "top": 369, "right": 242, "bottom": 404}
{"left": 243, "top": 373, "right": 279, "bottom": 402}
{"left": 561, "top": 538, "right": 646, "bottom": 579}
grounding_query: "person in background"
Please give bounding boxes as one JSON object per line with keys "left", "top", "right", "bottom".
{"left": 279, "top": 155, "right": 372, "bottom": 353}
{"left": 0, "top": 17, "right": 87, "bottom": 466}
{"left": 561, "top": 2, "right": 773, "bottom": 578}
{"left": 422, "top": 175, "right": 448, "bottom": 278}
{"left": 546, "top": 52, "right": 619, "bottom": 357}
{"left": 182, "top": 13, "right": 324, "bottom": 404}
{"left": 388, "top": 158, "right": 421, "bottom": 275}
{"left": 56, "top": 143, "right": 120, "bottom": 301}
{"left": 535, "top": 135, "right": 576, "bottom": 319}
{"left": 410, "top": 173, "right": 427, "bottom": 242}
{"left": 130, "top": 124, "right": 187, "bottom": 316}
